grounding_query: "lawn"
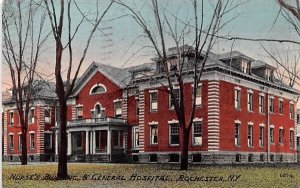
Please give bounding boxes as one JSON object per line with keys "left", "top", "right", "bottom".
{"left": 2, "top": 162, "right": 300, "bottom": 188}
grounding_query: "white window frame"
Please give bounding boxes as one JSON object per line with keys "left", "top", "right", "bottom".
{"left": 234, "top": 88, "right": 241, "bottom": 109}
{"left": 192, "top": 122, "right": 202, "bottom": 146}
{"left": 259, "top": 95, "right": 265, "bottom": 114}
{"left": 149, "top": 91, "right": 158, "bottom": 111}
{"left": 76, "top": 106, "right": 83, "bottom": 119}
{"left": 44, "top": 108, "right": 51, "bottom": 123}
{"left": 114, "top": 100, "right": 122, "bottom": 118}
{"left": 247, "top": 92, "right": 253, "bottom": 112}
{"left": 290, "top": 103, "right": 294, "bottom": 119}
{"left": 279, "top": 128, "right": 284, "bottom": 144}
{"left": 150, "top": 124, "right": 158, "bottom": 145}
{"left": 235, "top": 123, "right": 240, "bottom": 146}
{"left": 259, "top": 126, "right": 264, "bottom": 147}
{"left": 89, "top": 83, "right": 107, "bottom": 95}
{"left": 9, "top": 134, "right": 14, "bottom": 150}
{"left": 30, "top": 132, "right": 35, "bottom": 150}
{"left": 270, "top": 127, "right": 274, "bottom": 143}
{"left": 248, "top": 125, "right": 253, "bottom": 147}
{"left": 132, "top": 126, "right": 139, "bottom": 149}
{"left": 18, "top": 134, "right": 22, "bottom": 150}
{"left": 269, "top": 97, "right": 274, "bottom": 113}
{"left": 192, "top": 85, "right": 202, "bottom": 107}
{"left": 9, "top": 111, "right": 14, "bottom": 125}
{"left": 279, "top": 100, "right": 283, "bottom": 115}
{"left": 241, "top": 61, "right": 249, "bottom": 73}
{"left": 169, "top": 123, "right": 179, "bottom": 146}
{"left": 290, "top": 130, "right": 294, "bottom": 148}
{"left": 28, "top": 109, "right": 34, "bottom": 124}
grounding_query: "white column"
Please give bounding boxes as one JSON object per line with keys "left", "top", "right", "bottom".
{"left": 85, "top": 130, "right": 89, "bottom": 155}
{"left": 67, "top": 132, "right": 72, "bottom": 155}
{"left": 93, "top": 131, "right": 96, "bottom": 154}
{"left": 107, "top": 129, "right": 111, "bottom": 154}
{"left": 123, "top": 130, "right": 126, "bottom": 150}
{"left": 90, "top": 131, "right": 93, "bottom": 154}
{"left": 55, "top": 132, "right": 58, "bottom": 155}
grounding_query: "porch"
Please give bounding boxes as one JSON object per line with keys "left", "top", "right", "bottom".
{"left": 54, "top": 117, "right": 127, "bottom": 162}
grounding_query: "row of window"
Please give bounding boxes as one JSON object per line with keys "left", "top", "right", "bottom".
{"left": 133, "top": 122, "right": 202, "bottom": 147}
{"left": 8, "top": 133, "right": 52, "bottom": 151}
{"left": 75, "top": 101, "right": 123, "bottom": 119}
{"left": 149, "top": 86, "right": 202, "bottom": 111}
{"left": 234, "top": 88, "right": 295, "bottom": 119}
{"left": 235, "top": 123, "right": 295, "bottom": 148}
{"left": 8, "top": 109, "right": 51, "bottom": 126}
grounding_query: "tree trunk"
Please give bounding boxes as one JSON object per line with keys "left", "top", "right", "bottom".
{"left": 21, "top": 124, "right": 28, "bottom": 165}
{"left": 57, "top": 100, "right": 68, "bottom": 179}
{"left": 180, "top": 128, "right": 190, "bottom": 170}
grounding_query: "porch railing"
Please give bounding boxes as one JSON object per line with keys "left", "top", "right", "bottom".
{"left": 67, "top": 117, "right": 126, "bottom": 126}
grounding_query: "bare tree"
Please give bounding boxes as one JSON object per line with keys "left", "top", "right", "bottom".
{"left": 43, "top": 0, "right": 113, "bottom": 179}
{"left": 2, "top": 0, "right": 49, "bottom": 165}
{"left": 116, "top": 0, "right": 239, "bottom": 170}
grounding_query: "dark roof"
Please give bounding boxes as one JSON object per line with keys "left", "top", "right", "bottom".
{"left": 217, "top": 51, "right": 254, "bottom": 61}
{"left": 3, "top": 80, "right": 56, "bottom": 104}
{"left": 251, "top": 60, "right": 276, "bottom": 69}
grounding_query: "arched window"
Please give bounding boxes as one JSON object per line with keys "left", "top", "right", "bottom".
{"left": 95, "top": 104, "right": 101, "bottom": 118}
{"left": 89, "top": 83, "right": 107, "bottom": 95}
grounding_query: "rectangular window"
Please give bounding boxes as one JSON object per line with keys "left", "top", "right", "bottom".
{"left": 247, "top": 93, "right": 253, "bottom": 111}
{"left": 193, "top": 122, "right": 202, "bottom": 146}
{"left": 18, "top": 134, "right": 22, "bottom": 150}
{"left": 279, "top": 129, "right": 284, "bottom": 144}
{"left": 259, "top": 127, "right": 264, "bottom": 147}
{"left": 76, "top": 106, "right": 83, "bottom": 119}
{"left": 44, "top": 133, "right": 52, "bottom": 149}
{"left": 44, "top": 109, "right": 51, "bottom": 123}
{"left": 259, "top": 95, "right": 264, "bottom": 113}
{"left": 9, "top": 135, "right": 14, "bottom": 150}
{"left": 30, "top": 133, "right": 34, "bottom": 150}
{"left": 194, "top": 86, "right": 202, "bottom": 106}
{"left": 169, "top": 124, "right": 179, "bottom": 146}
{"left": 297, "top": 113, "right": 300, "bottom": 124}
{"left": 136, "top": 99, "right": 139, "bottom": 117}
{"left": 150, "top": 125, "right": 158, "bottom": 145}
{"left": 270, "top": 128, "right": 274, "bottom": 143}
{"left": 269, "top": 98, "right": 274, "bottom": 113}
{"left": 242, "top": 61, "right": 249, "bottom": 73}
{"left": 234, "top": 89, "right": 241, "bottom": 109}
{"left": 235, "top": 123, "right": 240, "bottom": 146}
{"left": 28, "top": 109, "right": 34, "bottom": 123}
{"left": 132, "top": 127, "right": 139, "bottom": 149}
{"left": 9, "top": 112, "right": 14, "bottom": 125}
{"left": 290, "top": 103, "right": 294, "bottom": 119}
{"left": 114, "top": 101, "right": 122, "bottom": 117}
{"left": 150, "top": 92, "right": 158, "bottom": 111}
{"left": 290, "top": 130, "right": 294, "bottom": 148}
{"left": 248, "top": 125, "right": 253, "bottom": 147}
{"left": 279, "top": 100, "right": 283, "bottom": 114}
{"left": 169, "top": 89, "right": 180, "bottom": 109}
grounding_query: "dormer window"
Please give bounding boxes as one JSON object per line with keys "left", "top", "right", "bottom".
{"left": 265, "top": 69, "right": 273, "bottom": 81}
{"left": 89, "top": 83, "right": 107, "bottom": 95}
{"left": 241, "top": 61, "right": 249, "bottom": 73}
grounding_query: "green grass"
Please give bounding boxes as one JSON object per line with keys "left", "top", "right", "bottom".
{"left": 2, "top": 163, "right": 300, "bottom": 188}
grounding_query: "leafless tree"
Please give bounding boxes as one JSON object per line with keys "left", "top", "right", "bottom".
{"left": 2, "top": 0, "right": 49, "bottom": 165}
{"left": 116, "top": 0, "right": 240, "bottom": 170}
{"left": 43, "top": 0, "right": 114, "bottom": 179}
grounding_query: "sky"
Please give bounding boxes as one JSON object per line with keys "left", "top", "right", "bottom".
{"left": 1, "top": 0, "right": 300, "bottom": 106}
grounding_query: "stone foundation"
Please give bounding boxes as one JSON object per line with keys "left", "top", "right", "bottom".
{"left": 136, "top": 152, "right": 297, "bottom": 164}
{"left": 3, "top": 154, "right": 55, "bottom": 162}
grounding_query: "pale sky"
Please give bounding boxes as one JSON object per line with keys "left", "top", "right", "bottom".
{"left": 1, "top": 0, "right": 300, "bottom": 106}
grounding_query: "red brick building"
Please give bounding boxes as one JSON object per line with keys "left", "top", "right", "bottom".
{"left": 3, "top": 81, "right": 56, "bottom": 162}
{"left": 3, "top": 47, "right": 299, "bottom": 163}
